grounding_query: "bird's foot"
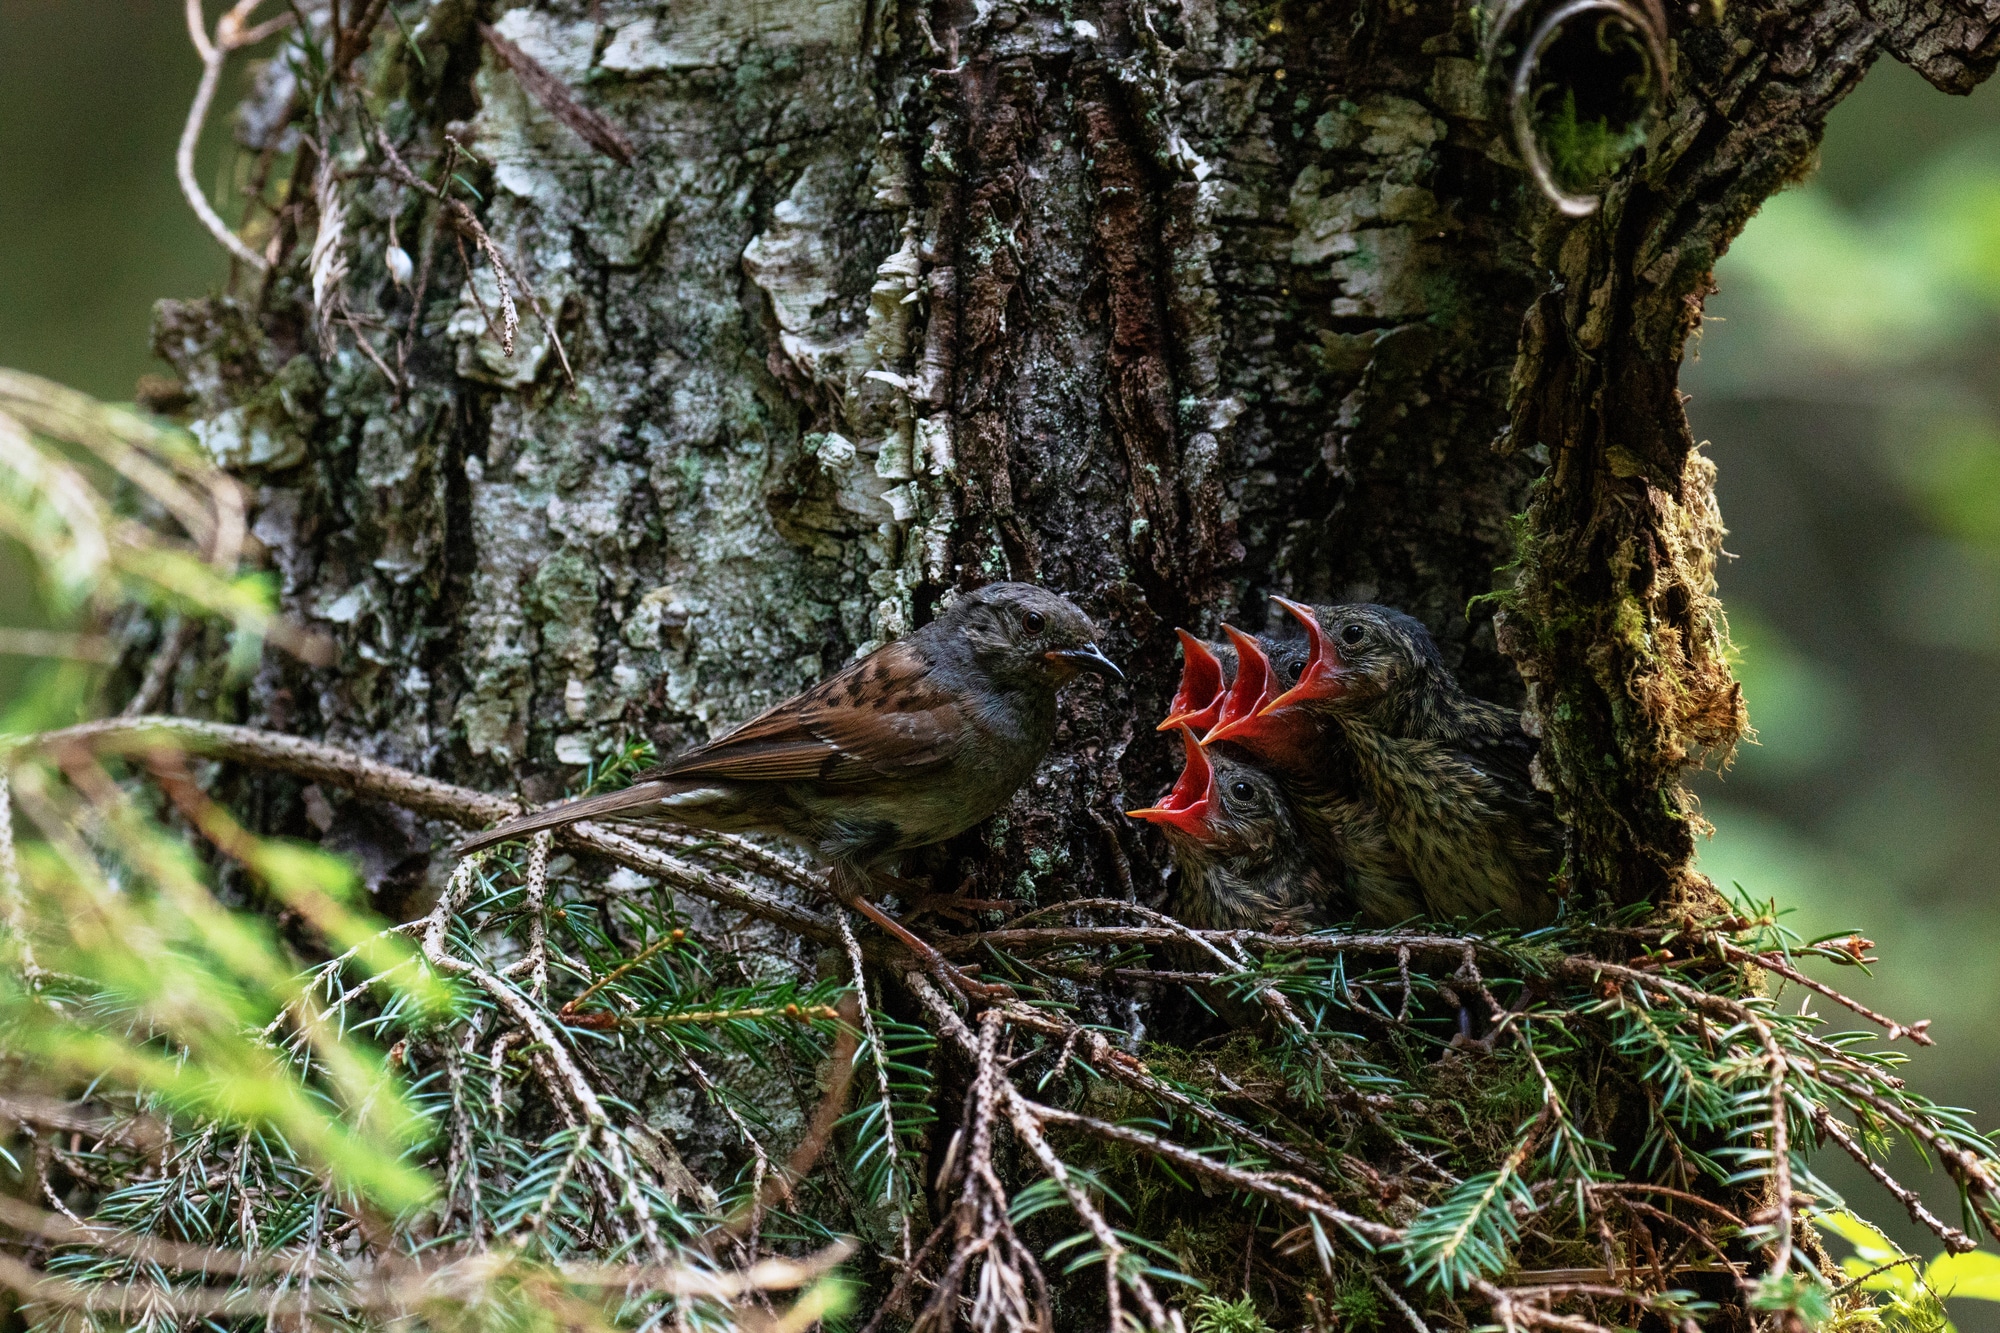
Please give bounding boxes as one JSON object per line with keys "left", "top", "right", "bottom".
{"left": 868, "top": 871, "right": 1017, "bottom": 927}
{"left": 942, "top": 964, "right": 1017, "bottom": 1003}
{"left": 842, "top": 880, "right": 1015, "bottom": 1004}
{"left": 902, "top": 889, "right": 1021, "bottom": 927}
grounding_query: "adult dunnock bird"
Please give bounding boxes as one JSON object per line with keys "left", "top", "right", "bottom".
{"left": 1208, "top": 600, "right": 1558, "bottom": 928}
{"left": 456, "top": 583, "right": 1122, "bottom": 998}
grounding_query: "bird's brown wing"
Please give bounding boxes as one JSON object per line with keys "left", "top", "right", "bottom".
{"left": 1461, "top": 731, "right": 1538, "bottom": 796}
{"left": 642, "top": 639, "right": 965, "bottom": 786}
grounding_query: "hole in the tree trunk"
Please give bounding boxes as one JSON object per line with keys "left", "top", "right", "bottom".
{"left": 1497, "top": 0, "right": 1669, "bottom": 215}
{"left": 1527, "top": 13, "right": 1653, "bottom": 188}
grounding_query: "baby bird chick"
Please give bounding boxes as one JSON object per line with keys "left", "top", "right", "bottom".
{"left": 1210, "top": 600, "right": 1559, "bottom": 929}
{"left": 1156, "top": 626, "right": 1307, "bottom": 734}
{"left": 1128, "top": 727, "right": 1334, "bottom": 930}
{"left": 1156, "top": 622, "right": 1423, "bottom": 925}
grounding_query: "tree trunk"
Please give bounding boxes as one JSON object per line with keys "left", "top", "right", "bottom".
{"left": 141, "top": 0, "right": 2000, "bottom": 1322}
{"left": 160, "top": 0, "right": 1557, "bottom": 1005}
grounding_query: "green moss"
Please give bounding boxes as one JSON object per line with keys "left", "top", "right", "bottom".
{"left": 1189, "top": 1294, "right": 1275, "bottom": 1333}
{"left": 1535, "top": 89, "right": 1647, "bottom": 193}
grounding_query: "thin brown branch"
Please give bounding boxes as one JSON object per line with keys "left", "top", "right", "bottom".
{"left": 0, "top": 772, "right": 29, "bottom": 976}
{"left": 756, "top": 994, "right": 861, "bottom": 1215}
{"left": 941, "top": 920, "right": 1536, "bottom": 960}
{"left": 993, "top": 1015, "right": 1169, "bottom": 1332}
{"left": 122, "top": 616, "right": 198, "bottom": 716}
{"left": 416, "top": 856, "right": 668, "bottom": 1261}
{"left": 560, "top": 927, "right": 688, "bottom": 1017}
{"left": 997, "top": 998, "right": 1344, "bottom": 1185}
{"left": 1029, "top": 1100, "right": 1401, "bottom": 1244}
{"left": 523, "top": 829, "right": 553, "bottom": 1002}
{"left": 0, "top": 1235, "right": 855, "bottom": 1318}
{"left": 0, "top": 1095, "right": 165, "bottom": 1153}
{"left": 908, "top": 974, "right": 1401, "bottom": 1248}
{"left": 0, "top": 1196, "right": 313, "bottom": 1280}
{"left": 333, "top": 0, "right": 391, "bottom": 74}
{"left": 374, "top": 131, "right": 517, "bottom": 350}
{"left": 1722, "top": 941, "right": 1933, "bottom": 1045}
{"left": 1810, "top": 1104, "right": 1982, "bottom": 1253}
{"left": 478, "top": 23, "right": 637, "bottom": 165}
{"left": 1581, "top": 1182, "right": 1746, "bottom": 1228}
{"left": 1371, "top": 1270, "right": 1435, "bottom": 1333}
{"left": 180, "top": 0, "right": 290, "bottom": 272}
{"left": 562, "top": 1003, "right": 841, "bottom": 1030}
{"left": 27, "top": 716, "right": 847, "bottom": 948}
{"left": 839, "top": 909, "right": 914, "bottom": 1260}
{"left": 340, "top": 308, "right": 403, "bottom": 389}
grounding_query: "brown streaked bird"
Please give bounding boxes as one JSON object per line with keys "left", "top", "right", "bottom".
{"left": 1128, "top": 727, "right": 1333, "bottom": 931}
{"left": 1155, "top": 621, "right": 1419, "bottom": 925}
{"left": 1128, "top": 728, "right": 1422, "bottom": 930}
{"left": 1209, "top": 599, "right": 1558, "bottom": 928}
{"left": 455, "top": 583, "right": 1123, "bottom": 1000}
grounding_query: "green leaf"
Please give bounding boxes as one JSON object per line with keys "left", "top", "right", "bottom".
{"left": 1400, "top": 1167, "right": 1534, "bottom": 1292}
{"left": 1927, "top": 1251, "right": 2000, "bottom": 1302}
{"left": 1821, "top": 1210, "right": 1905, "bottom": 1266}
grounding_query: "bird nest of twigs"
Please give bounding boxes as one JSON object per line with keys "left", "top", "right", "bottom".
{"left": 4, "top": 716, "right": 1995, "bottom": 1333}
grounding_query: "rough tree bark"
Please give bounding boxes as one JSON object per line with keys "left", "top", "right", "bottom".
{"left": 133, "top": 0, "right": 2000, "bottom": 1318}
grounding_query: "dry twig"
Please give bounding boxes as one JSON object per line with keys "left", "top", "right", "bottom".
{"left": 180, "top": 0, "right": 296, "bottom": 272}
{"left": 478, "top": 23, "right": 637, "bottom": 165}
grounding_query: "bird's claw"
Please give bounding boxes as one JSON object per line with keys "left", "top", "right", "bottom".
{"left": 868, "top": 872, "right": 1013, "bottom": 924}
{"left": 902, "top": 890, "right": 1020, "bottom": 926}
{"left": 947, "top": 968, "right": 1018, "bottom": 1003}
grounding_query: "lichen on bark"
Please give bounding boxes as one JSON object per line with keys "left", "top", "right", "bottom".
{"left": 154, "top": 0, "right": 1563, "bottom": 923}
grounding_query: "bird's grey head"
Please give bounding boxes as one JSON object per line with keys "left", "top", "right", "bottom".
{"left": 1202, "top": 750, "right": 1299, "bottom": 860}
{"left": 1313, "top": 604, "right": 1447, "bottom": 707}
{"left": 938, "top": 583, "right": 1122, "bottom": 691}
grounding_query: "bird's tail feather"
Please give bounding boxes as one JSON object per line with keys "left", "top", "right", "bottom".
{"left": 454, "top": 781, "right": 686, "bottom": 856}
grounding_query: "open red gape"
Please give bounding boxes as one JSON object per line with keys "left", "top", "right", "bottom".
{"left": 1157, "top": 628, "right": 1226, "bottom": 732}
{"left": 1202, "top": 598, "right": 1341, "bottom": 759}
{"left": 1198, "top": 626, "right": 1276, "bottom": 745}
{"left": 1125, "top": 725, "right": 1216, "bottom": 838}
{"left": 1258, "top": 596, "right": 1346, "bottom": 714}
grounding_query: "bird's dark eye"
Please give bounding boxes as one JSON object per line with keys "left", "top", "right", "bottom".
{"left": 1340, "top": 623, "right": 1365, "bottom": 646}
{"left": 1230, "top": 780, "right": 1253, "bottom": 800}
{"left": 1021, "top": 610, "right": 1047, "bottom": 635}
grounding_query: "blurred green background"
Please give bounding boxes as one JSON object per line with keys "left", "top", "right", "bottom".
{"left": 3, "top": 0, "right": 1998, "bottom": 1310}
{"left": 1683, "top": 57, "right": 2000, "bottom": 1311}
{"left": 0, "top": 0, "right": 228, "bottom": 709}
{"left": 0, "top": 2, "right": 225, "bottom": 399}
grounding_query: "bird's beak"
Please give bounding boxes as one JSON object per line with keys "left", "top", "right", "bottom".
{"left": 1257, "top": 596, "right": 1346, "bottom": 714}
{"left": 1125, "top": 725, "right": 1215, "bottom": 838}
{"left": 1201, "top": 704, "right": 1309, "bottom": 757}
{"left": 1157, "top": 629, "right": 1225, "bottom": 732}
{"left": 1199, "top": 627, "right": 1276, "bottom": 744}
{"left": 1046, "top": 643, "right": 1124, "bottom": 682}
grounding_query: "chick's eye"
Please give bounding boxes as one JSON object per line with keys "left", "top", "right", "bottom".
{"left": 1021, "top": 610, "right": 1047, "bottom": 635}
{"left": 1230, "top": 780, "right": 1253, "bottom": 800}
{"left": 1340, "top": 623, "right": 1365, "bottom": 646}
